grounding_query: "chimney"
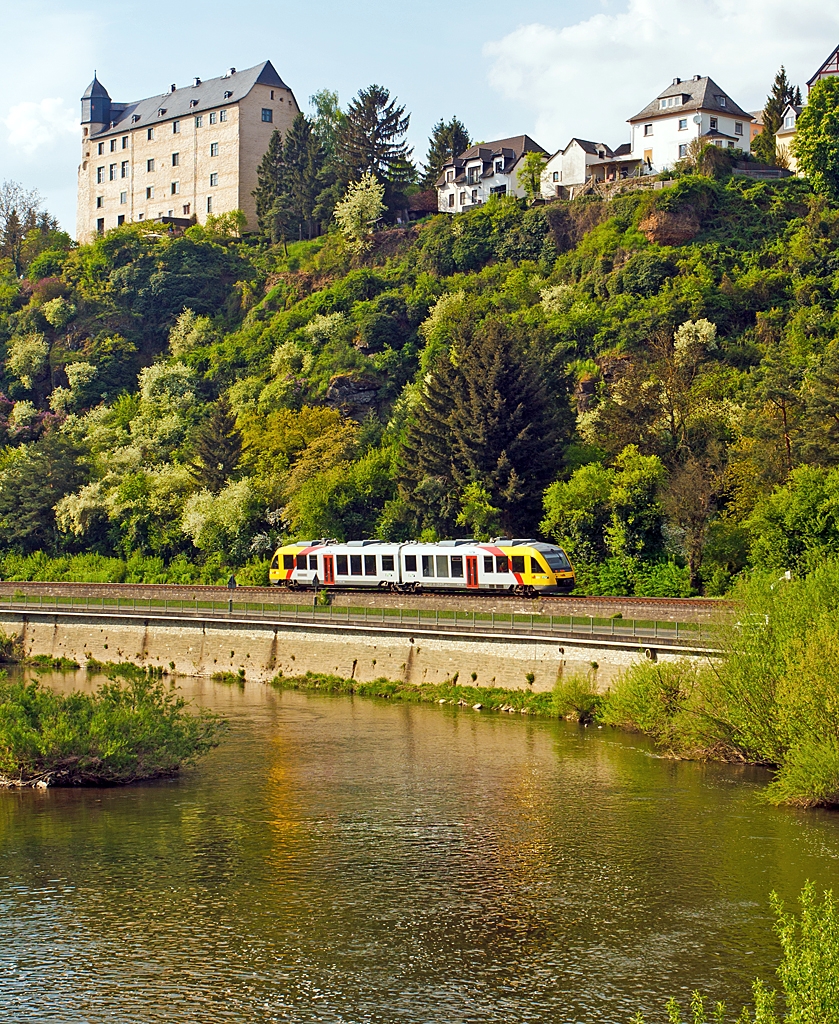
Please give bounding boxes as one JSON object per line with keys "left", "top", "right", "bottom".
{"left": 672, "top": 77, "right": 681, "bottom": 85}
{"left": 170, "top": 83, "right": 176, "bottom": 92}
{"left": 193, "top": 77, "right": 201, "bottom": 87}
{"left": 229, "top": 67, "right": 236, "bottom": 75}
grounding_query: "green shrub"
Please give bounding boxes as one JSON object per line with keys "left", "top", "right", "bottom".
{"left": 551, "top": 674, "right": 602, "bottom": 723}
{"left": 0, "top": 671, "right": 226, "bottom": 786}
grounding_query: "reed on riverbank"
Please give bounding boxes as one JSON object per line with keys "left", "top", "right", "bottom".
{"left": 602, "top": 559, "right": 839, "bottom": 806}
{"left": 0, "top": 669, "right": 227, "bottom": 787}
{"left": 270, "top": 670, "right": 602, "bottom": 722}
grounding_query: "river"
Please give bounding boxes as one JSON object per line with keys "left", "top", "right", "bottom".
{"left": 1, "top": 670, "right": 838, "bottom": 1023}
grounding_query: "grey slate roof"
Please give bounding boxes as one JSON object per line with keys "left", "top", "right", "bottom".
{"left": 629, "top": 76, "right": 753, "bottom": 123}
{"left": 436, "top": 134, "right": 545, "bottom": 187}
{"left": 89, "top": 61, "right": 291, "bottom": 138}
{"left": 82, "top": 75, "right": 110, "bottom": 100}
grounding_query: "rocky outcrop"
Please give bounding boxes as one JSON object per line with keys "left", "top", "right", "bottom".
{"left": 638, "top": 206, "right": 701, "bottom": 246}
{"left": 326, "top": 375, "right": 380, "bottom": 412}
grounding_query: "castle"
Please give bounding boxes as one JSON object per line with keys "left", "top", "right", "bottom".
{"left": 76, "top": 61, "right": 299, "bottom": 242}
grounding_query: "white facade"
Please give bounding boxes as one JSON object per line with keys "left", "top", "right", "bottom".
{"left": 629, "top": 76, "right": 753, "bottom": 174}
{"left": 542, "top": 139, "right": 639, "bottom": 198}
{"left": 436, "top": 136, "right": 546, "bottom": 213}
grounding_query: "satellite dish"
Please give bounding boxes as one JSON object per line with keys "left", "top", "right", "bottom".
{"left": 693, "top": 114, "right": 702, "bottom": 125}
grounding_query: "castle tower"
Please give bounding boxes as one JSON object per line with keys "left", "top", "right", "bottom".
{"left": 81, "top": 75, "right": 112, "bottom": 135}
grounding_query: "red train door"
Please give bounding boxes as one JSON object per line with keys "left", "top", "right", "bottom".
{"left": 466, "top": 556, "right": 478, "bottom": 588}
{"left": 323, "top": 555, "right": 335, "bottom": 585}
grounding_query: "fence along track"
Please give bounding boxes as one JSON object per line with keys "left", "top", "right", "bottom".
{"left": 0, "top": 591, "right": 721, "bottom": 653}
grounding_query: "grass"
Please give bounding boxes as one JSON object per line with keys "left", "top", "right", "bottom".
{"left": 0, "top": 667, "right": 227, "bottom": 787}
{"left": 212, "top": 669, "right": 246, "bottom": 689}
{"left": 27, "top": 654, "right": 80, "bottom": 672}
{"left": 270, "top": 670, "right": 600, "bottom": 722}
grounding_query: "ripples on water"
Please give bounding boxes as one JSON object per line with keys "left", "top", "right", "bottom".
{"left": 2, "top": 673, "right": 839, "bottom": 1023}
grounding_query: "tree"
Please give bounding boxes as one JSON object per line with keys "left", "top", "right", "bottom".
{"left": 422, "top": 118, "right": 470, "bottom": 189}
{"left": 753, "top": 66, "right": 802, "bottom": 165}
{"left": 333, "top": 171, "right": 386, "bottom": 245}
{"left": 281, "top": 113, "right": 330, "bottom": 240}
{"left": 400, "top": 319, "right": 568, "bottom": 536}
{"left": 517, "top": 151, "right": 547, "bottom": 204}
{"left": 309, "top": 89, "right": 345, "bottom": 157}
{"left": 0, "top": 180, "right": 44, "bottom": 273}
{"left": 794, "top": 77, "right": 839, "bottom": 199}
{"left": 336, "top": 84, "right": 415, "bottom": 215}
{"left": 190, "top": 397, "right": 243, "bottom": 493}
{"left": 253, "top": 129, "right": 284, "bottom": 233}
{"left": 662, "top": 456, "right": 717, "bottom": 591}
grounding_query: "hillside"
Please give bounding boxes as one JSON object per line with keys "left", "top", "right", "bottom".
{"left": 1, "top": 174, "right": 837, "bottom": 595}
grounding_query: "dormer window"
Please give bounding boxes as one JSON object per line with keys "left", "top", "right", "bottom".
{"left": 158, "top": 108, "right": 166, "bottom": 117}
{"left": 658, "top": 96, "right": 682, "bottom": 109}
{"left": 495, "top": 160, "right": 504, "bottom": 173}
{"left": 131, "top": 114, "right": 140, "bottom": 122}
{"left": 717, "top": 96, "right": 727, "bottom": 107}
{"left": 224, "top": 91, "right": 233, "bottom": 99}
{"left": 190, "top": 99, "right": 198, "bottom": 108}
{"left": 784, "top": 113, "right": 795, "bottom": 129}
{"left": 446, "top": 170, "right": 454, "bottom": 182}
{"left": 467, "top": 165, "right": 481, "bottom": 185}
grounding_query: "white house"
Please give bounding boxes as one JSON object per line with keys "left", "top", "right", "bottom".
{"left": 436, "top": 135, "right": 546, "bottom": 213}
{"left": 542, "top": 139, "right": 640, "bottom": 198}
{"left": 628, "top": 76, "right": 753, "bottom": 174}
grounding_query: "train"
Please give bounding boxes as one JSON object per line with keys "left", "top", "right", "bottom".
{"left": 269, "top": 539, "right": 575, "bottom": 596}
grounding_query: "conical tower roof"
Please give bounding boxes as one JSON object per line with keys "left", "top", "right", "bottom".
{"left": 82, "top": 74, "right": 110, "bottom": 101}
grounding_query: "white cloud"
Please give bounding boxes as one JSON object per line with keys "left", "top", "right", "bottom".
{"left": 4, "top": 98, "right": 78, "bottom": 157}
{"left": 484, "top": 0, "right": 839, "bottom": 150}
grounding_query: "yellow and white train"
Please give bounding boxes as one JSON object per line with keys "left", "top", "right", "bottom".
{"left": 269, "top": 539, "right": 575, "bottom": 596}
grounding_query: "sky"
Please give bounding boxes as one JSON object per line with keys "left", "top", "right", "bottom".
{"left": 2, "top": 0, "right": 838, "bottom": 237}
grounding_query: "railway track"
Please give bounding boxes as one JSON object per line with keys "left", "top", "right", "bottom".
{"left": 0, "top": 581, "right": 732, "bottom": 623}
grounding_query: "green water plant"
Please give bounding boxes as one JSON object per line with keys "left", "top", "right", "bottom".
{"left": 0, "top": 670, "right": 227, "bottom": 787}
{"left": 632, "top": 882, "right": 839, "bottom": 1023}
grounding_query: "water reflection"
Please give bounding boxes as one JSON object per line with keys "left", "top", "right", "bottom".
{"left": 1, "top": 672, "right": 838, "bottom": 1023}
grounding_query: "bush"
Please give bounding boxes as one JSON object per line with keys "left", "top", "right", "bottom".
{"left": 0, "top": 671, "right": 227, "bottom": 786}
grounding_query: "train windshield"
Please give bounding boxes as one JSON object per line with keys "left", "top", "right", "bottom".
{"left": 544, "top": 551, "right": 571, "bottom": 571}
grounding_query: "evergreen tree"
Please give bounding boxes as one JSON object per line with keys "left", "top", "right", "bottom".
{"left": 400, "top": 320, "right": 568, "bottom": 536}
{"left": 190, "top": 397, "right": 243, "bottom": 493}
{"left": 752, "top": 66, "right": 800, "bottom": 165}
{"left": 282, "top": 113, "right": 330, "bottom": 240}
{"left": 421, "top": 118, "right": 470, "bottom": 189}
{"left": 336, "top": 84, "right": 415, "bottom": 216}
{"left": 253, "top": 129, "right": 284, "bottom": 234}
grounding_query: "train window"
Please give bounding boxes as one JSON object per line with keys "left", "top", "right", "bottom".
{"left": 296, "top": 554, "right": 307, "bottom": 570}
{"left": 405, "top": 555, "right": 417, "bottom": 572}
{"left": 283, "top": 554, "right": 295, "bottom": 570}
{"left": 451, "top": 556, "right": 463, "bottom": 577}
{"left": 382, "top": 555, "right": 395, "bottom": 572}
{"left": 350, "top": 555, "right": 363, "bottom": 575}
{"left": 496, "top": 556, "right": 508, "bottom": 573}
{"left": 422, "top": 555, "right": 434, "bottom": 577}
{"left": 309, "top": 555, "right": 318, "bottom": 570}
{"left": 530, "top": 557, "right": 545, "bottom": 574}
{"left": 436, "top": 555, "right": 448, "bottom": 577}
{"left": 270, "top": 554, "right": 279, "bottom": 569}
{"left": 364, "top": 555, "right": 376, "bottom": 575}
{"left": 511, "top": 555, "right": 525, "bottom": 573}
{"left": 483, "top": 556, "right": 493, "bottom": 573}
{"left": 544, "top": 551, "right": 571, "bottom": 571}
{"left": 336, "top": 555, "right": 348, "bottom": 575}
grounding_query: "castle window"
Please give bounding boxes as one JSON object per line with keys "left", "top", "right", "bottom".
{"left": 219, "top": 109, "right": 227, "bottom": 121}
{"left": 210, "top": 142, "right": 219, "bottom": 157}
{"left": 97, "top": 142, "right": 104, "bottom": 155}
{"left": 120, "top": 191, "right": 127, "bottom": 204}
{"left": 172, "top": 152, "right": 179, "bottom": 167}
{"left": 270, "top": 90, "right": 275, "bottom": 99}
{"left": 110, "top": 139, "right": 116, "bottom": 152}
{"left": 121, "top": 160, "right": 128, "bottom": 178}
{"left": 209, "top": 172, "right": 219, "bottom": 187}
{"left": 146, "top": 186, "right": 154, "bottom": 199}
{"left": 173, "top": 120, "right": 180, "bottom": 134}
{"left": 96, "top": 196, "right": 104, "bottom": 208}
{"left": 137, "top": 213, "right": 143, "bottom": 220}
{"left": 195, "top": 115, "right": 203, "bottom": 127}
{"left": 207, "top": 196, "right": 213, "bottom": 212}
{"left": 96, "top": 218, "right": 104, "bottom": 235}
{"left": 147, "top": 127, "right": 154, "bottom": 140}
{"left": 261, "top": 108, "right": 273, "bottom": 123}
{"left": 122, "top": 136, "right": 128, "bottom": 148}
{"left": 109, "top": 164, "right": 117, "bottom": 180}
{"left": 209, "top": 111, "right": 217, "bottom": 125}
{"left": 147, "top": 158, "right": 154, "bottom": 172}
{"left": 117, "top": 215, "right": 125, "bottom": 226}
{"left": 183, "top": 203, "right": 190, "bottom": 215}
{"left": 171, "top": 181, "right": 179, "bottom": 194}
{"left": 96, "top": 166, "right": 105, "bottom": 183}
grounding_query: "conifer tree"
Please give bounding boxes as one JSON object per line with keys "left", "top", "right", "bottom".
{"left": 190, "top": 397, "right": 243, "bottom": 493}
{"left": 336, "top": 85, "right": 415, "bottom": 216}
{"left": 253, "top": 129, "right": 284, "bottom": 233}
{"left": 421, "top": 118, "right": 470, "bottom": 189}
{"left": 282, "top": 113, "right": 330, "bottom": 240}
{"left": 752, "top": 66, "right": 801, "bottom": 165}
